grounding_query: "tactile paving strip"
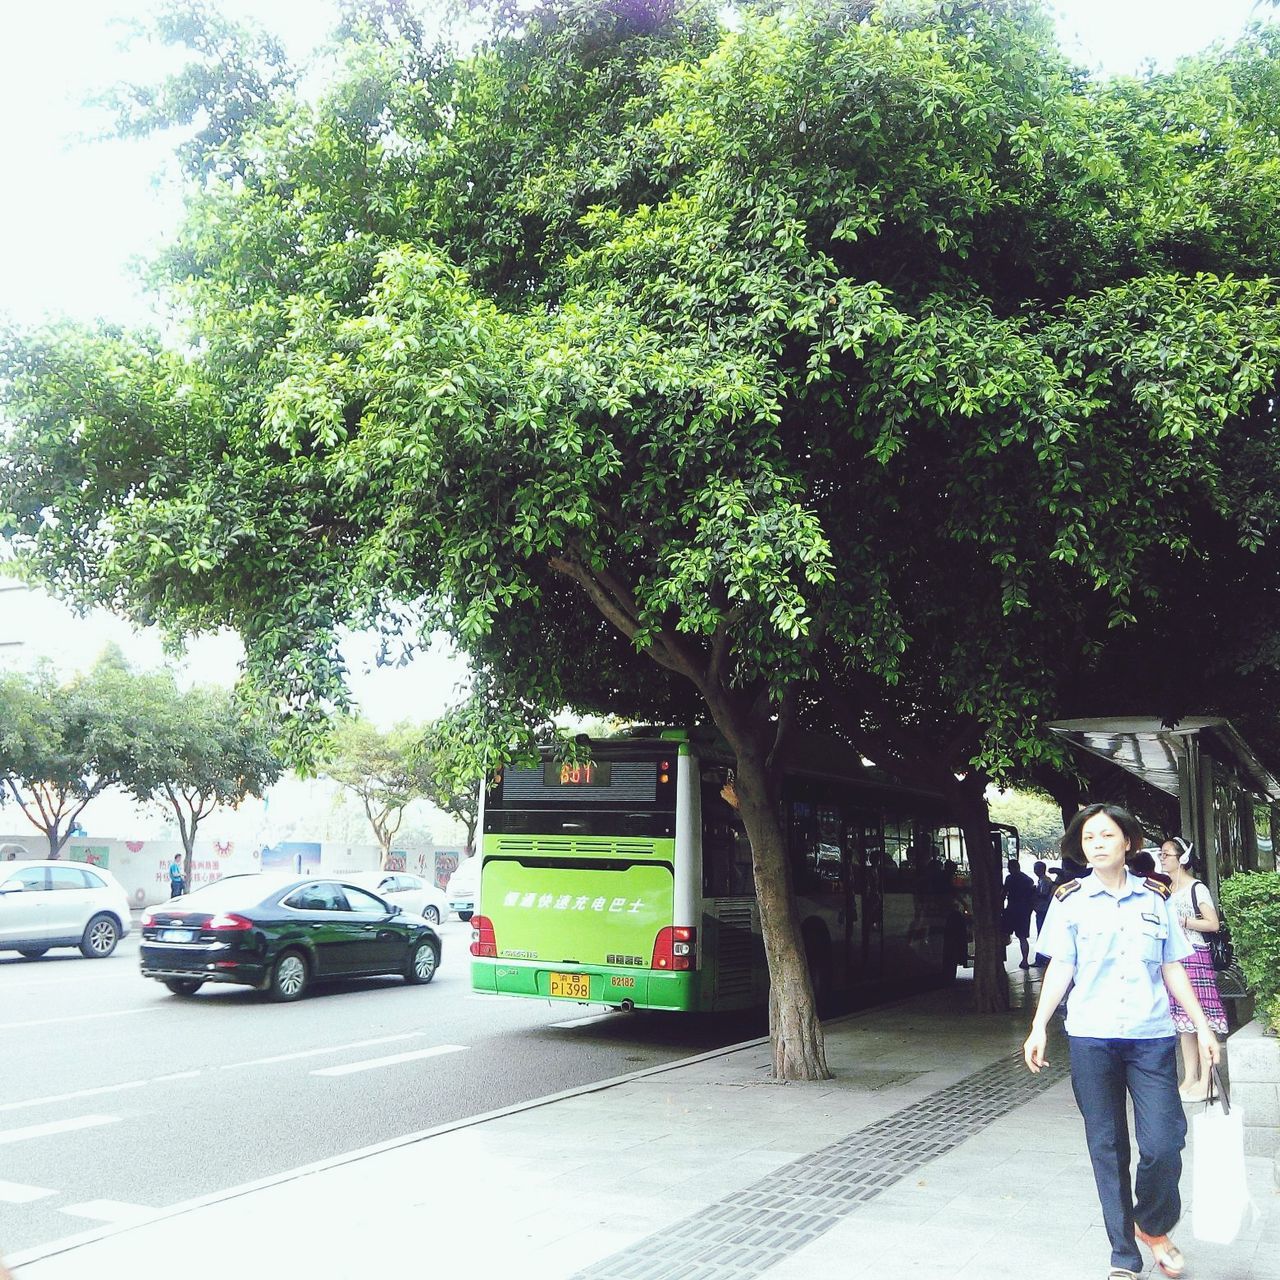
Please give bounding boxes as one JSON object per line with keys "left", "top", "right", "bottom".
{"left": 571, "top": 1050, "right": 1069, "bottom": 1280}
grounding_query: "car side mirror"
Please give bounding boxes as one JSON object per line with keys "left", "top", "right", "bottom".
{"left": 388, "top": 903, "right": 402, "bottom": 916}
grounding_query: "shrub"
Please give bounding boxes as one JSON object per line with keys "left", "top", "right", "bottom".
{"left": 1219, "top": 871, "right": 1280, "bottom": 1034}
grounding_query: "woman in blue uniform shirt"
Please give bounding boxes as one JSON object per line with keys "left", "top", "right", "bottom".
{"left": 1024, "top": 803, "right": 1221, "bottom": 1280}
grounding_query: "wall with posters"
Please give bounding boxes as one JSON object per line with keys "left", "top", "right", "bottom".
{"left": 0, "top": 833, "right": 387, "bottom": 909}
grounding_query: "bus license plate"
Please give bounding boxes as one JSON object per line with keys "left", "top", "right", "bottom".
{"left": 549, "top": 972, "right": 590, "bottom": 1000}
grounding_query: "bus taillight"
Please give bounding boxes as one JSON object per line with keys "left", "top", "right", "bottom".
{"left": 651, "top": 926, "right": 696, "bottom": 972}
{"left": 470, "top": 915, "right": 497, "bottom": 958}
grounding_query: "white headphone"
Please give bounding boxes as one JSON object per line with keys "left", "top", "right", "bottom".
{"left": 1169, "top": 836, "right": 1193, "bottom": 867}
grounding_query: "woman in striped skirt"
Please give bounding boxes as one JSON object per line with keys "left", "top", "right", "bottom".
{"left": 1158, "top": 838, "right": 1228, "bottom": 1102}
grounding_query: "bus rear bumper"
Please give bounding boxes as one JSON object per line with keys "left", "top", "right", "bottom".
{"left": 471, "top": 959, "right": 696, "bottom": 1010}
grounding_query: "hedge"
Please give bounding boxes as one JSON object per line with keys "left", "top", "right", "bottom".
{"left": 1218, "top": 871, "right": 1280, "bottom": 1034}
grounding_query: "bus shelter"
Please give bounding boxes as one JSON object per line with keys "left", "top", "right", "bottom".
{"left": 1049, "top": 717, "right": 1280, "bottom": 899}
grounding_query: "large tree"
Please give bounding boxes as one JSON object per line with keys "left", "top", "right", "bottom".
{"left": 7, "top": 1, "right": 1280, "bottom": 1073}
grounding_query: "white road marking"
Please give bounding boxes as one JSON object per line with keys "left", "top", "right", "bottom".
{"left": 60, "top": 1199, "right": 152, "bottom": 1223}
{"left": 0, "top": 1080, "right": 149, "bottom": 1115}
{"left": 220, "top": 1032, "right": 428, "bottom": 1070}
{"left": 0, "top": 1115, "right": 120, "bottom": 1146}
{"left": 549, "top": 1012, "right": 619, "bottom": 1028}
{"left": 0, "top": 1180, "right": 56, "bottom": 1203}
{"left": 0, "top": 1007, "right": 158, "bottom": 1032}
{"left": 310, "top": 1044, "right": 467, "bottom": 1076}
{"left": 150, "top": 1070, "right": 202, "bottom": 1083}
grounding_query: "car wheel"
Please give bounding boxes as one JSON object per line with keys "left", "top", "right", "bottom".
{"left": 18, "top": 947, "right": 49, "bottom": 959}
{"left": 405, "top": 939, "right": 439, "bottom": 985}
{"left": 80, "top": 913, "right": 120, "bottom": 958}
{"left": 269, "top": 949, "right": 309, "bottom": 1002}
{"left": 164, "top": 978, "right": 204, "bottom": 996}
{"left": 458, "top": 910, "right": 473, "bottom": 923}
{"left": 423, "top": 905, "right": 440, "bottom": 924}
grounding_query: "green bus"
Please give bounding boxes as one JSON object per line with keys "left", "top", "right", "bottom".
{"left": 469, "top": 728, "right": 991, "bottom": 1012}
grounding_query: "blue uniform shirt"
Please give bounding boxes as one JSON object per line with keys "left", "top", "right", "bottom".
{"left": 1037, "top": 871, "right": 1193, "bottom": 1039}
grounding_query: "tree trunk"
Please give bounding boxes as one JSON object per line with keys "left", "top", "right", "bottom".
{"left": 955, "top": 786, "right": 1008, "bottom": 1013}
{"left": 730, "top": 744, "right": 830, "bottom": 1081}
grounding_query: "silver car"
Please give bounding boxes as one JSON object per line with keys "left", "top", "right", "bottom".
{"left": 0, "top": 859, "right": 131, "bottom": 959}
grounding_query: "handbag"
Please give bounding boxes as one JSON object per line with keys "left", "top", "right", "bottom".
{"left": 1191, "top": 882, "right": 1235, "bottom": 971}
{"left": 1191, "top": 1065, "right": 1255, "bottom": 1244}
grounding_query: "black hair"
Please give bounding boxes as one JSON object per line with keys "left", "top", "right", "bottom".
{"left": 1128, "top": 849, "right": 1156, "bottom": 876}
{"left": 1060, "top": 803, "right": 1145, "bottom": 864}
{"left": 1033, "top": 860, "right": 1046, "bottom": 874}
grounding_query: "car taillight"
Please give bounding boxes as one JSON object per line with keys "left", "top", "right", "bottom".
{"left": 469, "top": 915, "right": 496, "bottom": 958}
{"left": 207, "top": 913, "right": 254, "bottom": 931}
{"left": 141, "top": 910, "right": 159, "bottom": 927}
{"left": 651, "top": 926, "right": 696, "bottom": 972}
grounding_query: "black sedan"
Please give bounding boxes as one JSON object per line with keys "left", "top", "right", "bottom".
{"left": 139, "top": 874, "right": 442, "bottom": 1001}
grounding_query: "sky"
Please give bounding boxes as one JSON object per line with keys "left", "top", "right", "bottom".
{"left": 0, "top": 0, "right": 1270, "bottom": 762}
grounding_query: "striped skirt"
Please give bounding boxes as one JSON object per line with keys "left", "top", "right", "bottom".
{"left": 1168, "top": 945, "right": 1229, "bottom": 1035}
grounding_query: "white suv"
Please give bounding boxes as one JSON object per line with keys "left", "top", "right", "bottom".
{"left": 0, "top": 860, "right": 131, "bottom": 959}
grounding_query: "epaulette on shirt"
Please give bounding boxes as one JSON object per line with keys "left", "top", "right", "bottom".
{"left": 1143, "top": 876, "right": 1171, "bottom": 898}
{"left": 1053, "top": 879, "right": 1083, "bottom": 901}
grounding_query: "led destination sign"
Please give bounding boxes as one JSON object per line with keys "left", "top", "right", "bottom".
{"left": 542, "top": 761, "right": 614, "bottom": 788}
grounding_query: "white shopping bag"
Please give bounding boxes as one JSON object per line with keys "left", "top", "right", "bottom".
{"left": 1191, "top": 1066, "right": 1256, "bottom": 1244}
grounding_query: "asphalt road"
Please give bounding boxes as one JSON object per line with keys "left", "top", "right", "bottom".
{"left": 0, "top": 919, "right": 767, "bottom": 1257}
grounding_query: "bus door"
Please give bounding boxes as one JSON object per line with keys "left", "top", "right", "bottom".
{"left": 844, "top": 809, "right": 884, "bottom": 979}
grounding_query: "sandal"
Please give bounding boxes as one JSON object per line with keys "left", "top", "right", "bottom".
{"left": 1135, "top": 1227, "right": 1186, "bottom": 1278}
{"left": 1109, "top": 1271, "right": 1139, "bottom": 1279}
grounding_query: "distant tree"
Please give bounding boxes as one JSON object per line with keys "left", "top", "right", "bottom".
{"left": 0, "top": 649, "right": 148, "bottom": 856}
{"left": 987, "top": 788, "right": 1065, "bottom": 861}
{"left": 121, "top": 679, "right": 282, "bottom": 886}
{"left": 321, "top": 718, "right": 430, "bottom": 868}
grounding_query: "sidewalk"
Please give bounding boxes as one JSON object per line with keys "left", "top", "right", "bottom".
{"left": 11, "top": 968, "right": 1280, "bottom": 1280}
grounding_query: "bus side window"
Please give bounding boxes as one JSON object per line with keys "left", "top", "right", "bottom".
{"left": 701, "top": 771, "right": 754, "bottom": 897}
{"left": 882, "top": 815, "right": 913, "bottom": 889}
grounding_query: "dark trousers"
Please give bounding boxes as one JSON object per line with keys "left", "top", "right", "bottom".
{"left": 170, "top": 879, "right": 185, "bottom": 897}
{"left": 1068, "top": 1036, "right": 1187, "bottom": 1273}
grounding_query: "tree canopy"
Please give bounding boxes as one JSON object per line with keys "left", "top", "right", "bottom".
{"left": 5, "top": 0, "right": 1280, "bottom": 1072}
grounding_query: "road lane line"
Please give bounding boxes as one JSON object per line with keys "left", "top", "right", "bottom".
{"left": 0, "top": 1007, "right": 158, "bottom": 1032}
{"left": 549, "top": 1012, "right": 619, "bottom": 1028}
{"left": 0, "top": 1115, "right": 120, "bottom": 1146}
{"left": 0, "top": 1080, "right": 148, "bottom": 1115}
{"left": 310, "top": 1045, "right": 467, "bottom": 1076}
{"left": 150, "top": 1070, "right": 202, "bottom": 1083}
{"left": 60, "top": 1200, "right": 153, "bottom": 1223}
{"left": 0, "top": 1180, "right": 56, "bottom": 1203}
{"left": 220, "top": 1032, "right": 428, "bottom": 1070}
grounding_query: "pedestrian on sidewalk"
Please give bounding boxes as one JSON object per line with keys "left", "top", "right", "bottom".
{"left": 1003, "top": 856, "right": 1036, "bottom": 969}
{"left": 1128, "top": 847, "right": 1171, "bottom": 887}
{"left": 168, "top": 854, "right": 186, "bottom": 898}
{"left": 1158, "top": 837, "right": 1228, "bottom": 1102}
{"left": 1023, "top": 802, "right": 1221, "bottom": 1280}
{"left": 1030, "top": 860, "right": 1054, "bottom": 966}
